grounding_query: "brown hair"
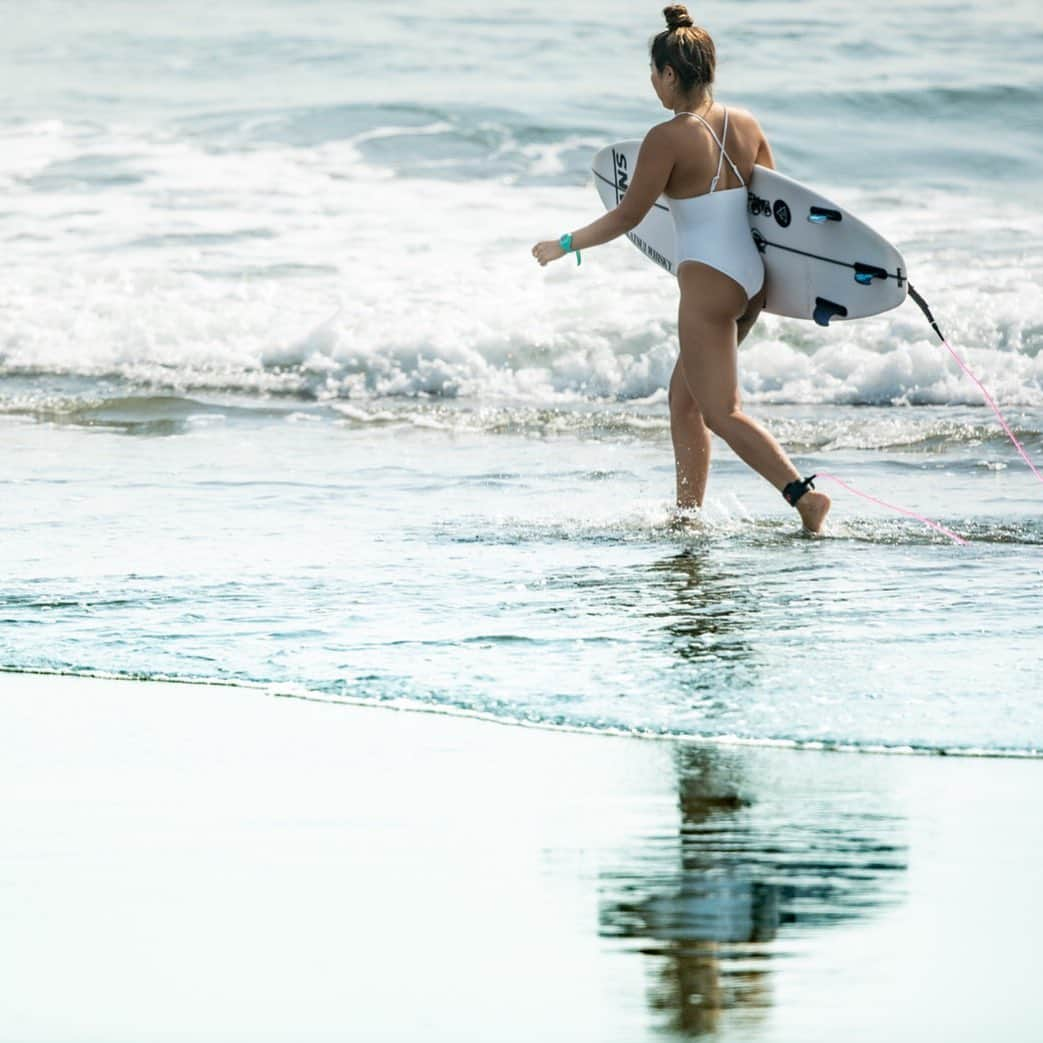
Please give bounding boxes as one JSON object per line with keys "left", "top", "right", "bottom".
{"left": 650, "top": 5, "right": 716, "bottom": 95}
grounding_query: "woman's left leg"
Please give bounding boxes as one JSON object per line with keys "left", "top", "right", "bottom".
{"left": 675, "top": 263, "right": 831, "bottom": 532}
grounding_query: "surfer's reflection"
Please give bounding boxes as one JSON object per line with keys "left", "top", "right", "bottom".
{"left": 599, "top": 746, "right": 907, "bottom": 1037}
{"left": 646, "top": 549, "right": 755, "bottom": 666}
{"left": 645, "top": 548, "right": 763, "bottom": 730}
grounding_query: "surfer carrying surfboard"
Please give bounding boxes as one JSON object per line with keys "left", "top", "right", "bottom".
{"left": 532, "top": 5, "right": 831, "bottom": 533}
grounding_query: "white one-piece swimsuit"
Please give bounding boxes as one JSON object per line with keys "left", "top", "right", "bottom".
{"left": 667, "top": 107, "right": 764, "bottom": 301}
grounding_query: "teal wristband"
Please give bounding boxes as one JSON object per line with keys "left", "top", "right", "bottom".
{"left": 559, "top": 233, "right": 581, "bottom": 266}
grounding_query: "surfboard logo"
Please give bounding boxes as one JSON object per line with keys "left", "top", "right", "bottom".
{"left": 626, "top": 232, "right": 672, "bottom": 273}
{"left": 773, "top": 199, "right": 792, "bottom": 228}
{"left": 614, "top": 152, "right": 629, "bottom": 199}
{"left": 748, "top": 192, "right": 771, "bottom": 218}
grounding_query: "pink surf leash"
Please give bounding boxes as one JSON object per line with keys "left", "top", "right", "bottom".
{"left": 812, "top": 470, "right": 969, "bottom": 546}
{"left": 908, "top": 284, "right": 1043, "bottom": 484}
{"left": 790, "top": 285, "right": 1042, "bottom": 546}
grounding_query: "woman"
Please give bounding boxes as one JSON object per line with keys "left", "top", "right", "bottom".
{"left": 532, "top": 5, "right": 831, "bottom": 534}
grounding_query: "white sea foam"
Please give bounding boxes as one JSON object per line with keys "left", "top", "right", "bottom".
{"left": 1, "top": 118, "right": 1042, "bottom": 408}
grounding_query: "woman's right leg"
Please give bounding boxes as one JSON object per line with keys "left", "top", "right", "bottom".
{"left": 676, "top": 263, "right": 831, "bottom": 532}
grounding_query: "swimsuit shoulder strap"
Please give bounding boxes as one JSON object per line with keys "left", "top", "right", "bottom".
{"left": 676, "top": 107, "right": 747, "bottom": 191}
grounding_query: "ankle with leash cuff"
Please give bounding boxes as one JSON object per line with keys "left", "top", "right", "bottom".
{"left": 782, "top": 474, "right": 817, "bottom": 506}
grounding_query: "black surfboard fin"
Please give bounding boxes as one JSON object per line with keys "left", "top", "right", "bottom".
{"left": 854, "top": 262, "right": 889, "bottom": 285}
{"left": 813, "top": 298, "right": 848, "bottom": 327}
{"left": 808, "top": 206, "right": 842, "bottom": 223}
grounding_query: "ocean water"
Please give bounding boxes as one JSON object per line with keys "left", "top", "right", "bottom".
{"left": 2, "top": 0, "right": 1042, "bottom": 755}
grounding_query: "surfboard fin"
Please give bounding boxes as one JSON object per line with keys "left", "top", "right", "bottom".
{"left": 808, "top": 207, "right": 842, "bottom": 223}
{"left": 813, "top": 298, "right": 848, "bottom": 326}
{"left": 854, "top": 262, "right": 889, "bottom": 285}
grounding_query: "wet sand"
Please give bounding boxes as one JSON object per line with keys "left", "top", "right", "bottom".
{"left": 2, "top": 672, "right": 1041, "bottom": 1042}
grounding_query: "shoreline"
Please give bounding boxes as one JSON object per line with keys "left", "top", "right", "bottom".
{"left": 4, "top": 666, "right": 1040, "bottom": 761}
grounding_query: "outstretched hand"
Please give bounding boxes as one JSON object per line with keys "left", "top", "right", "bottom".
{"left": 531, "top": 240, "right": 566, "bottom": 267}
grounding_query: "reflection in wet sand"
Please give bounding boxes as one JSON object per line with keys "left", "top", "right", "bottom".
{"left": 600, "top": 743, "right": 908, "bottom": 1037}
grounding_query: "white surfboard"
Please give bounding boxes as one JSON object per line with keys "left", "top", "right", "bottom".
{"left": 592, "top": 141, "right": 907, "bottom": 325}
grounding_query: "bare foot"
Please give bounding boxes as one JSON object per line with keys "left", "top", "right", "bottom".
{"left": 670, "top": 504, "right": 703, "bottom": 531}
{"left": 796, "top": 490, "right": 831, "bottom": 534}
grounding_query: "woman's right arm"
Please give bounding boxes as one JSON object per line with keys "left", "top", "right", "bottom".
{"left": 531, "top": 124, "right": 674, "bottom": 266}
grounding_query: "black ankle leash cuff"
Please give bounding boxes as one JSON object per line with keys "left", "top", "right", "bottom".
{"left": 782, "top": 474, "right": 817, "bottom": 506}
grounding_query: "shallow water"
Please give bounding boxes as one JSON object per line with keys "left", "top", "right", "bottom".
{"left": 3, "top": 397, "right": 1042, "bottom": 755}
{"left": 1, "top": 1, "right": 1042, "bottom": 754}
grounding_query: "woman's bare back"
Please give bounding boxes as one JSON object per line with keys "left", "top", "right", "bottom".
{"left": 660, "top": 105, "right": 769, "bottom": 200}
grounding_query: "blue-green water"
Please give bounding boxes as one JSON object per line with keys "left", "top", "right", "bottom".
{"left": 1, "top": 0, "right": 1042, "bottom": 754}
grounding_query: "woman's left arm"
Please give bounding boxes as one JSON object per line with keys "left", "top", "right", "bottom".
{"left": 532, "top": 125, "right": 674, "bottom": 266}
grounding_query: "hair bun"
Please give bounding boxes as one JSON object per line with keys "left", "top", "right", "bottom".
{"left": 663, "top": 4, "right": 695, "bottom": 30}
